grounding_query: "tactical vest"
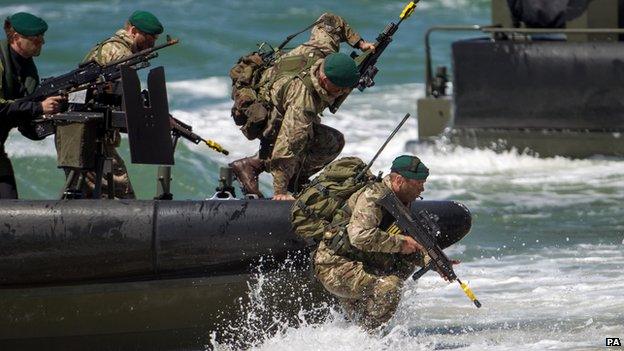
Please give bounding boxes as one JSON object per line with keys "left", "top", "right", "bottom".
{"left": 229, "top": 50, "right": 325, "bottom": 141}
{"left": 321, "top": 182, "right": 410, "bottom": 270}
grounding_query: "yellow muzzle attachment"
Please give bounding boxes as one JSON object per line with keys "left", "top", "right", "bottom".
{"left": 458, "top": 279, "right": 482, "bottom": 308}
{"left": 204, "top": 139, "right": 229, "bottom": 155}
{"left": 400, "top": 1, "right": 420, "bottom": 20}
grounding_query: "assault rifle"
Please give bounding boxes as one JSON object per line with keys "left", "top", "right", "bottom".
{"left": 170, "top": 116, "right": 229, "bottom": 155}
{"left": 329, "top": 0, "right": 420, "bottom": 113}
{"left": 377, "top": 190, "right": 482, "bottom": 308}
{"left": 19, "top": 36, "right": 179, "bottom": 103}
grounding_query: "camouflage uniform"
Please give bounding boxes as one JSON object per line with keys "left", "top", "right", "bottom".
{"left": 261, "top": 13, "right": 363, "bottom": 194}
{"left": 314, "top": 175, "right": 427, "bottom": 329}
{"left": 58, "top": 29, "right": 135, "bottom": 199}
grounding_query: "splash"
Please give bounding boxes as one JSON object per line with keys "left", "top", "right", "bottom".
{"left": 208, "top": 243, "right": 623, "bottom": 351}
{"left": 209, "top": 254, "right": 338, "bottom": 350}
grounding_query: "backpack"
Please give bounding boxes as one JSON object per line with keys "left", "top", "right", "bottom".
{"left": 229, "top": 50, "right": 324, "bottom": 141}
{"left": 291, "top": 157, "right": 375, "bottom": 242}
{"left": 228, "top": 18, "right": 327, "bottom": 141}
{"left": 229, "top": 52, "right": 272, "bottom": 140}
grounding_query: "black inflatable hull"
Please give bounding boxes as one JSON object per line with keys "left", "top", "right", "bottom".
{"left": 0, "top": 199, "right": 471, "bottom": 348}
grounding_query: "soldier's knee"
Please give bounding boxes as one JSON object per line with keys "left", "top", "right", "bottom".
{"left": 373, "top": 275, "right": 402, "bottom": 302}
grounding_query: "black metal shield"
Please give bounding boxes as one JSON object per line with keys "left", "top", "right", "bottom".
{"left": 121, "top": 66, "right": 174, "bottom": 165}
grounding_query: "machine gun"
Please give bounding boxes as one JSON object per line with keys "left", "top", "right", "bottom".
{"left": 329, "top": 1, "right": 420, "bottom": 113}
{"left": 50, "top": 64, "right": 225, "bottom": 201}
{"left": 23, "top": 37, "right": 179, "bottom": 140}
{"left": 377, "top": 190, "right": 482, "bottom": 308}
{"left": 19, "top": 36, "right": 179, "bottom": 104}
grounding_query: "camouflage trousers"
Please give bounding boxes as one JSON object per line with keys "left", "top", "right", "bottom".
{"left": 268, "top": 115, "right": 344, "bottom": 194}
{"left": 314, "top": 242, "right": 404, "bottom": 330}
{"left": 83, "top": 144, "right": 135, "bottom": 199}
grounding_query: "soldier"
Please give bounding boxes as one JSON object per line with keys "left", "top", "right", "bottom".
{"left": 314, "top": 155, "right": 454, "bottom": 330}
{"left": 0, "top": 12, "right": 64, "bottom": 198}
{"left": 69, "top": 10, "right": 164, "bottom": 199}
{"left": 229, "top": 13, "right": 375, "bottom": 200}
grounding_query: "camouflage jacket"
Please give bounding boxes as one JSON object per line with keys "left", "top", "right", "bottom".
{"left": 259, "top": 13, "right": 362, "bottom": 189}
{"left": 84, "top": 29, "right": 134, "bottom": 66}
{"left": 319, "top": 175, "right": 426, "bottom": 275}
{"left": 82, "top": 29, "right": 134, "bottom": 146}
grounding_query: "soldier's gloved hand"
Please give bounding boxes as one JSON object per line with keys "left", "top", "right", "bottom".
{"left": 273, "top": 194, "right": 295, "bottom": 201}
{"left": 358, "top": 40, "right": 376, "bottom": 52}
{"left": 400, "top": 236, "right": 424, "bottom": 254}
{"left": 41, "top": 95, "right": 66, "bottom": 115}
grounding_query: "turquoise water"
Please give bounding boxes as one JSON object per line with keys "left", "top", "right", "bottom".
{"left": 2, "top": 0, "right": 624, "bottom": 349}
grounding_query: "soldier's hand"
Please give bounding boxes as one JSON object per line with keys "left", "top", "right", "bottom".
{"left": 273, "top": 194, "right": 295, "bottom": 201}
{"left": 359, "top": 40, "right": 376, "bottom": 52}
{"left": 41, "top": 96, "right": 66, "bottom": 115}
{"left": 400, "top": 236, "right": 424, "bottom": 254}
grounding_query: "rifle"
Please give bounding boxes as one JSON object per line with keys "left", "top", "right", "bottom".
{"left": 329, "top": 0, "right": 420, "bottom": 113}
{"left": 377, "top": 190, "right": 482, "bottom": 308}
{"left": 355, "top": 113, "right": 410, "bottom": 181}
{"left": 19, "top": 36, "right": 179, "bottom": 103}
{"left": 170, "top": 116, "right": 229, "bottom": 155}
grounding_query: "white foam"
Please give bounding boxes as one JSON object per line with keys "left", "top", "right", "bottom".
{"left": 5, "top": 133, "right": 56, "bottom": 158}
{"left": 154, "top": 77, "right": 624, "bottom": 202}
{"left": 168, "top": 77, "right": 230, "bottom": 99}
{"left": 219, "top": 243, "right": 624, "bottom": 351}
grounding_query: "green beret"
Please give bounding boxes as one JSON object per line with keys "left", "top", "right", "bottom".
{"left": 128, "top": 10, "right": 163, "bottom": 35}
{"left": 7, "top": 12, "right": 48, "bottom": 36}
{"left": 391, "top": 155, "right": 429, "bottom": 180}
{"left": 323, "top": 53, "right": 359, "bottom": 88}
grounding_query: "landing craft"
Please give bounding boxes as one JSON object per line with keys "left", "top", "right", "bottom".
{"left": 0, "top": 65, "right": 473, "bottom": 349}
{"left": 414, "top": 0, "right": 624, "bottom": 158}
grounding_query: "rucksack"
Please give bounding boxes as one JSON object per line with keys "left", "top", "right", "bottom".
{"left": 229, "top": 50, "right": 325, "bottom": 141}
{"left": 228, "top": 19, "right": 326, "bottom": 141}
{"left": 229, "top": 52, "right": 272, "bottom": 140}
{"left": 291, "top": 157, "right": 375, "bottom": 242}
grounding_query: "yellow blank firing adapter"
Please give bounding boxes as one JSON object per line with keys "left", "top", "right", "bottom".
{"left": 400, "top": 0, "right": 420, "bottom": 20}
{"left": 458, "top": 279, "right": 482, "bottom": 308}
{"left": 204, "top": 139, "right": 229, "bottom": 155}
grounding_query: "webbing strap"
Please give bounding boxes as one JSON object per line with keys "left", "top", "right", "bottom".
{"left": 295, "top": 199, "right": 320, "bottom": 221}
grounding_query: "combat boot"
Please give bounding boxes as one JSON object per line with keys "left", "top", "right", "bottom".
{"left": 229, "top": 156, "right": 265, "bottom": 198}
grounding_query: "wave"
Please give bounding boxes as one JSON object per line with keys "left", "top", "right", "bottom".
{"left": 212, "top": 243, "right": 624, "bottom": 351}
{"left": 168, "top": 77, "right": 231, "bottom": 99}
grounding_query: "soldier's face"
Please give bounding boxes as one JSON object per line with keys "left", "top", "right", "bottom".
{"left": 318, "top": 66, "right": 352, "bottom": 98}
{"left": 130, "top": 26, "right": 158, "bottom": 51}
{"left": 12, "top": 33, "right": 44, "bottom": 58}
{"left": 323, "top": 78, "right": 351, "bottom": 98}
{"left": 395, "top": 176, "right": 426, "bottom": 203}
